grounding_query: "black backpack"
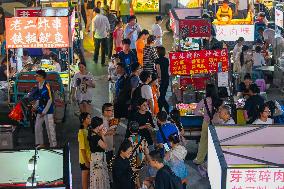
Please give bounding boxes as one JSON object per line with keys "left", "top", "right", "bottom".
{"left": 117, "top": 75, "right": 135, "bottom": 103}
{"left": 131, "top": 83, "right": 147, "bottom": 106}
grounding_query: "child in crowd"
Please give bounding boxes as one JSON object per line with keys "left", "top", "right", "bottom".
{"left": 78, "top": 112, "right": 91, "bottom": 189}
{"left": 164, "top": 133, "right": 188, "bottom": 189}
{"left": 150, "top": 73, "right": 159, "bottom": 116}
{"left": 113, "top": 20, "right": 124, "bottom": 53}
{"left": 108, "top": 54, "right": 119, "bottom": 103}
{"left": 218, "top": 105, "right": 235, "bottom": 124}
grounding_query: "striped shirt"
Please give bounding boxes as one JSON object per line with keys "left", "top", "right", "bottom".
{"left": 143, "top": 46, "right": 159, "bottom": 74}
{"left": 106, "top": 13, "right": 117, "bottom": 33}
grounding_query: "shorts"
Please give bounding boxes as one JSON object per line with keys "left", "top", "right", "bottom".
{"left": 78, "top": 100, "right": 92, "bottom": 105}
{"left": 80, "top": 163, "right": 90, "bottom": 171}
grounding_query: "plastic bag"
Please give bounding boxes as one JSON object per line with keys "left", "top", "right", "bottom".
{"left": 9, "top": 102, "right": 24, "bottom": 121}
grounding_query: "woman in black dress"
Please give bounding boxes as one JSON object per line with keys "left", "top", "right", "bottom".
{"left": 88, "top": 116, "right": 110, "bottom": 189}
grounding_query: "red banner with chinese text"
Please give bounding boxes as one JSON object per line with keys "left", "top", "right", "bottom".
{"left": 169, "top": 49, "right": 229, "bottom": 76}
{"left": 5, "top": 17, "right": 69, "bottom": 48}
{"left": 15, "top": 9, "right": 41, "bottom": 17}
{"left": 179, "top": 19, "right": 211, "bottom": 38}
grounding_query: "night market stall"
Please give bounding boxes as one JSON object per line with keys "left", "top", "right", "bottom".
{"left": 4, "top": 14, "right": 74, "bottom": 126}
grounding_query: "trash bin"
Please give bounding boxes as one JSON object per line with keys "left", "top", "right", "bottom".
{"left": 0, "top": 125, "right": 15, "bottom": 149}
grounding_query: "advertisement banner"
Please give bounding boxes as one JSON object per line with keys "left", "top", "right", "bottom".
{"left": 5, "top": 17, "right": 69, "bottom": 48}
{"left": 15, "top": 7, "right": 69, "bottom": 17}
{"left": 15, "top": 8, "right": 41, "bottom": 17}
{"left": 179, "top": 19, "right": 211, "bottom": 38}
{"left": 215, "top": 25, "right": 255, "bottom": 42}
{"left": 227, "top": 168, "right": 284, "bottom": 189}
{"left": 169, "top": 49, "right": 229, "bottom": 76}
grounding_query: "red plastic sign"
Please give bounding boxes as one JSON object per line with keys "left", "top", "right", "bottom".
{"left": 169, "top": 49, "right": 229, "bottom": 76}
{"left": 179, "top": 19, "right": 211, "bottom": 38}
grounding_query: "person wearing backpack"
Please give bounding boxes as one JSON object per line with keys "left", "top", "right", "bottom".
{"left": 132, "top": 70, "right": 154, "bottom": 114}
{"left": 193, "top": 84, "right": 222, "bottom": 165}
{"left": 33, "top": 70, "right": 57, "bottom": 148}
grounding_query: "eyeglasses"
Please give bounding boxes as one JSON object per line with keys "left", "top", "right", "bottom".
{"left": 105, "top": 109, "right": 113, "bottom": 112}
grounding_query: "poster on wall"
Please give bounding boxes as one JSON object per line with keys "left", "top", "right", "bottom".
{"left": 5, "top": 17, "right": 69, "bottom": 48}
{"left": 169, "top": 49, "right": 229, "bottom": 75}
{"left": 133, "top": 0, "right": 159, "bottom": 13}
{"left": 215, "top": 25, "right": 255, "bottom": 42}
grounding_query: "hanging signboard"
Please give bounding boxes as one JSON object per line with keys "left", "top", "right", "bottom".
{"left": 169, "top": 49, "right": 229, "bottom": 76}
{"left": 179, "top": 19, "right": 211, "bottom": 38}
{"left": 14, "top": 7, "right": 69, "bottom": 17}
{"left": 215, "top": 25, "right": 255, "bottom": 42}
{"left": 5, "top": 17, "right": 69, "bottom": 48}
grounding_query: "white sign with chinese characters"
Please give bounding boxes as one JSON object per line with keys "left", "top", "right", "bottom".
{"left": 227, "top": 168, "right": 284, "bottom": 189}
{"left": 215, "top": 25, "right": 255, "bottom": 42}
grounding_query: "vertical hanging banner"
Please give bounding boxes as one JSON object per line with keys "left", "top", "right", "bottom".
{"left": 169, "top": 49, "right": 229, "bottom": 75}
{"left": 5, "top": 17, "right": 69, "bottom": 48}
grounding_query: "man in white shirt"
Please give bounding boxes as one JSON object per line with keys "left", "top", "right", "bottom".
{"left": 92, "top": 7, "right": 110, "bottom": 65}
{"left": 235, "top": 0, "right": 249, "bottom": 19}
{"left": 152, "top": 15, "right": 163, "bottom": 47}
{"left": 139, "top": 70, "right": 154, "bottom": 114}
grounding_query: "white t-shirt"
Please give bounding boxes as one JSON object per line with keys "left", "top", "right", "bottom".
{"left": 252, "top": 118, "right": 273, "bottom": 125}
{"left": 141, "top": 84, "right": 153, "bottom": 100}
{"left": 238, "top": 0, "right": 248, "bottom": 11}
{"left": 152, "top": 23, "right": 163, "bottom": 47}
{"left": 253, "top": 53, "right": 265, "bottom": 67}
{"left": 141, "top": 84, "right": 154, "bottom": 108}
{"left": 72, "top": 72, "right": 95, "bottom": 103}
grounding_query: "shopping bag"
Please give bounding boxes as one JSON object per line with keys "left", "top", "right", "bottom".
{"left": 8, "top": 102, "right": 24, "bottom": 121}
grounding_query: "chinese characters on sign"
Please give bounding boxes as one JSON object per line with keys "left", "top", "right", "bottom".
{"left": 169, "top": 49, "right": 229, "bottom": 76}
{"left": 5, "top": 17, "right": 69, "bottom": 48}
{"left": 275, "top": 8, "right": 284, "bottom": 28}
{"left": 227, "top": 168, "right": 284, "bottom": 189}
{"left": 179, "top": 19, "right": 211, "bottom": 38}
{"left": 215, "top": 25, "right": 255, "bottom": 42}
{"left": 15, "top": 9, "right": 41, "bottom": 17}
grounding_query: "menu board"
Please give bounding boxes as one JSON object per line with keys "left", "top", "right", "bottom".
{"left": 5, "top": 17, "right": 69, "bottom": 48}
{"left": 133, "top": 0, "right": 159, "bottom": 13}
{"left": 169, "top": 49, "right": 229, "bottom": 76}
